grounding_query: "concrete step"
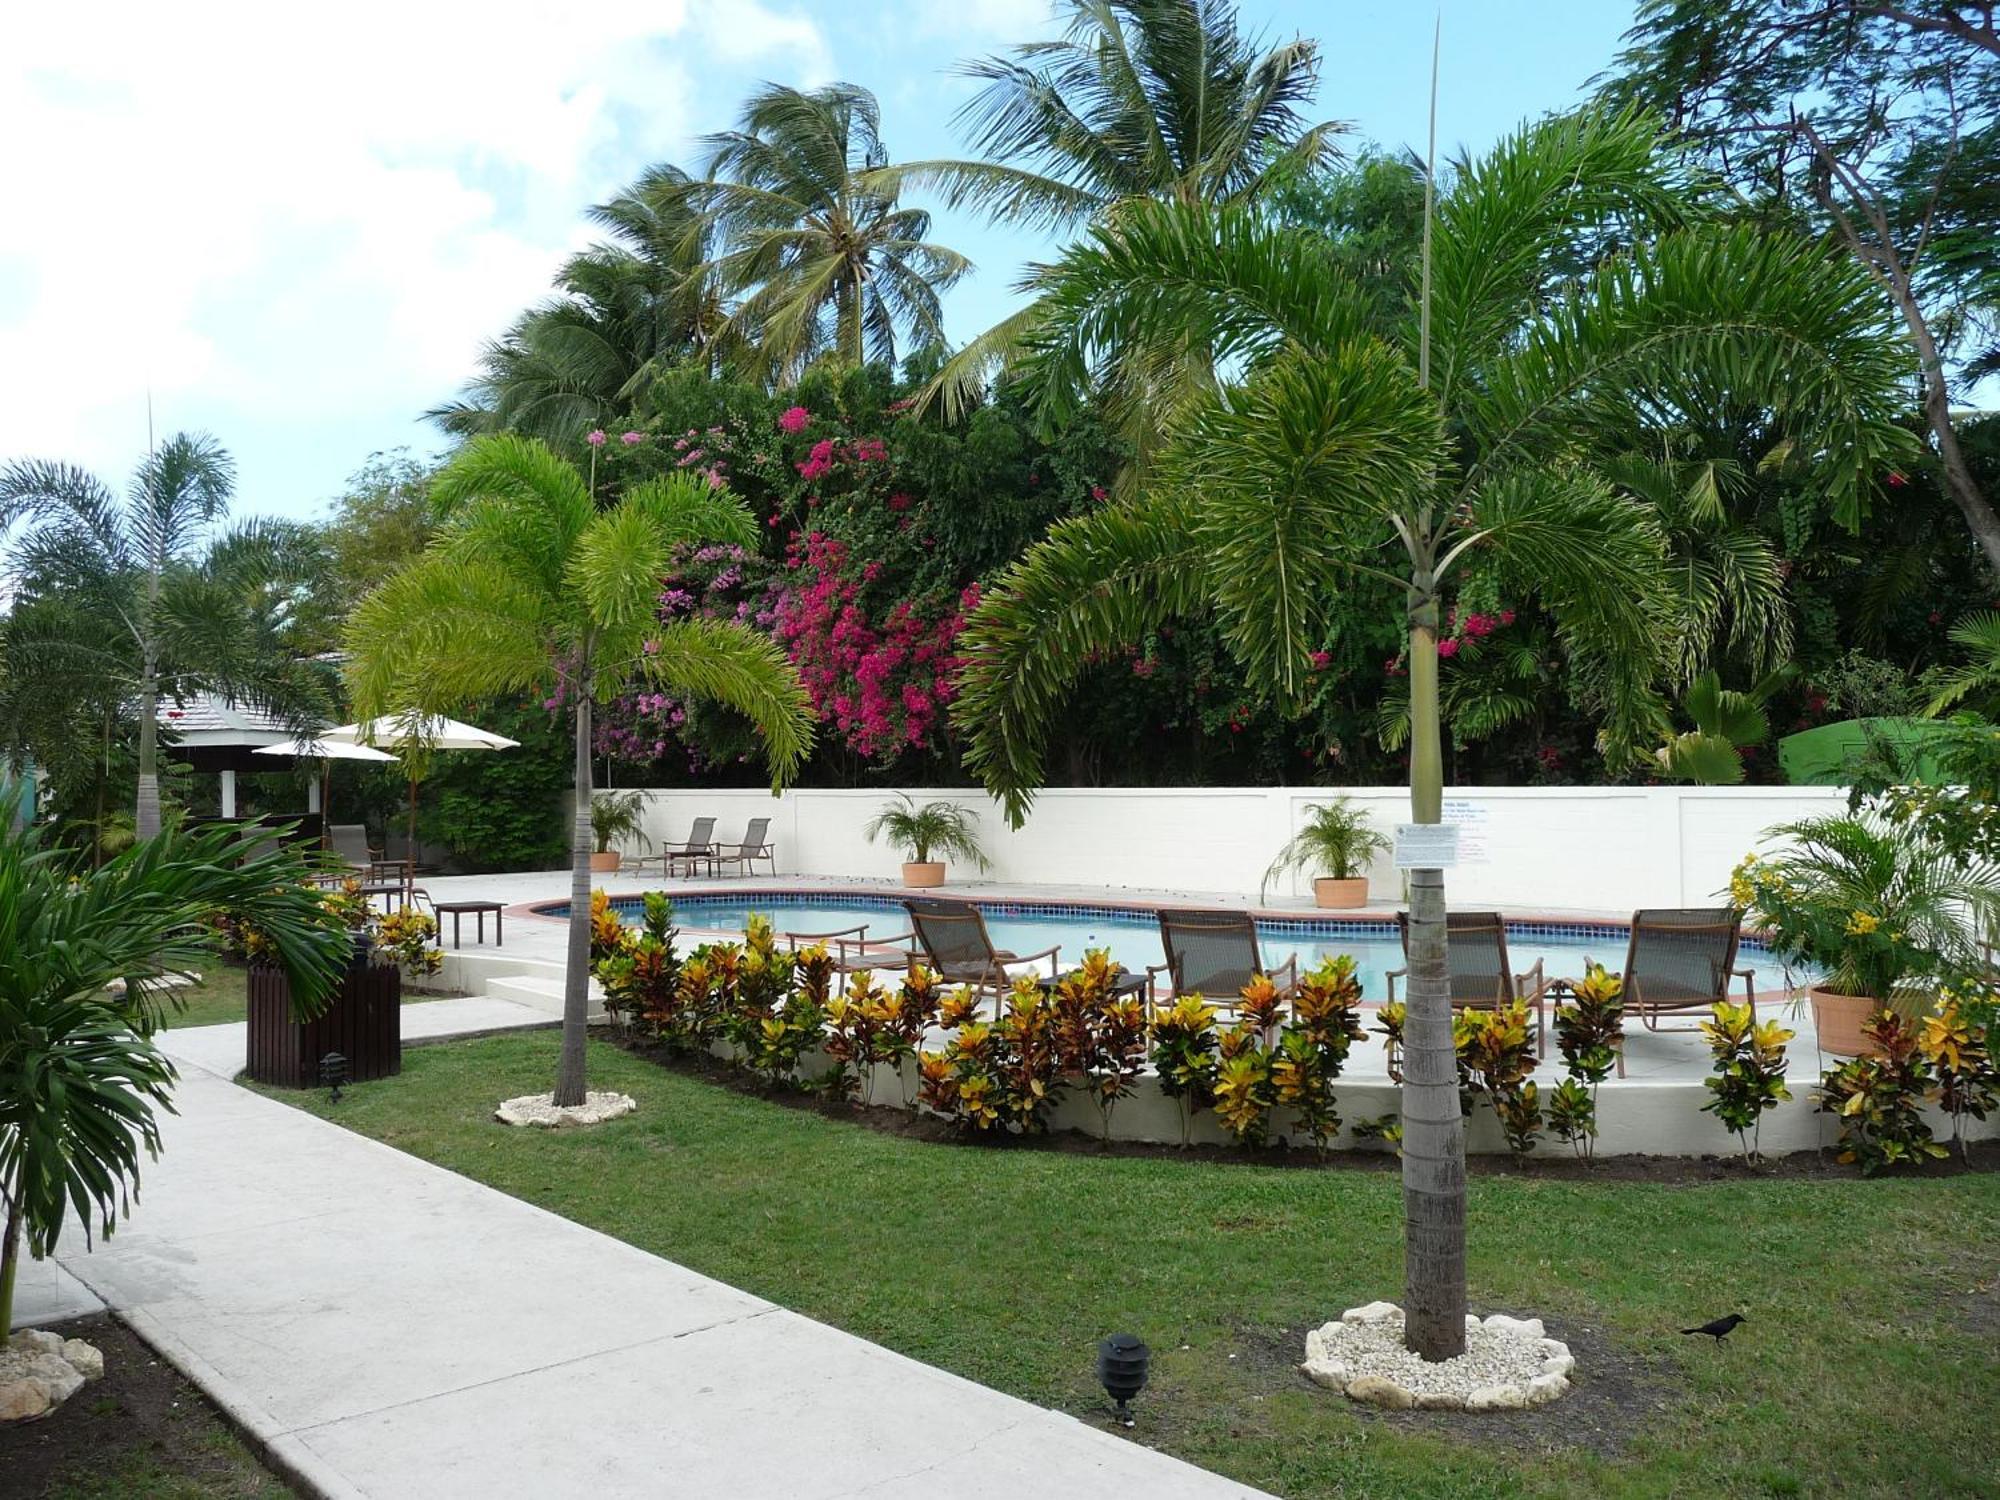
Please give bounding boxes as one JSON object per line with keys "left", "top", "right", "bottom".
{"left": 482, "top": 972, "right": 605, "bottom": 1022}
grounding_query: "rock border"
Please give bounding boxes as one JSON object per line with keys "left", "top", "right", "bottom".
{"left": 494, "top": 1091, "right": 638, "bottom": 1129}
{"left": 1, "top": 1329, "right": 106, "bottom": 1424}
{"left": 1300, "top": 1301, "right": 1573, "bottom": 1412}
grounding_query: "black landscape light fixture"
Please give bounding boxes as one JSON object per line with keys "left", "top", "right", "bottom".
{"left": 319, "top": 1051, "right": 348, "bottom": 1104}
{"left": 1096, "top": 1332, "right": 1150, "bottom": 1427}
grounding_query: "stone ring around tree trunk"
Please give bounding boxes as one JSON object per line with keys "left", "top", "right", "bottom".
{"left": 494, "top": 1092, "right": 638, "bottom": 1128}
{"left": 1, "top": 1329, "right": 105, "bottom": 1423}
{"left": 1301, "top": 1302, "right": 1573, "bottom": 1411}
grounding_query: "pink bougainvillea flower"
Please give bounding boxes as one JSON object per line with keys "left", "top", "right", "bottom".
{"left": 1886, "top": 471, "right": 1907, "bottom": 487}
{"left": 1462, "top": 612, "right": 1495, "bottom": 638}
{"left": 1498, "top": 608, "right": 1516, "bottom": 626}
{"left": 620, "top": 431, "right": 643, "bottom": 446}
{"left": 778, "top": 406, "right": 811, "bottom": 433}
{"left": 1090, "top": 485, "right": 1108, "bottom": 502}
{"left": 1436, "top": 638, "right": 1461, "bottom": 658}
{"left": 586, "top": 430, "right": 607, "bottom": 446}
{"left": 1308, "top": 649, "right": 1332, "bottom": 671}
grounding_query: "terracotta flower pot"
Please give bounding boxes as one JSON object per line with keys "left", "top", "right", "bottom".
{"left": 1313, "top": 876, "right": 1369, "bottom": 909}
{"left": 589, "top": 851, "right": 621, "bottom": 873}
{"left": 1809, "top": 986, "right": 1885, "bottom": 1058}
{"left": 902, "top": 861, "right": 947, "bottom": 888}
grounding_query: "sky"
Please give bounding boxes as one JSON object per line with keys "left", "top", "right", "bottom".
{"left": 0, "top": 0, "right": 1636, "bottom": 525}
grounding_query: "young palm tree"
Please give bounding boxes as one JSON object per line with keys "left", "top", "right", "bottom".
{"left": 429, "top": 165, "right": 726, "bottom": 441}
{"left": 949, "top": 109, "right": 1912, "bottom": 1359}
{"left": 0, "top": 818, "right": 347, "bottom": 1334}
{"left": 873, "top": 0, "right": 1343, "bottom": 414}
{"left": 344, "top": 435, "right": 814, "bottom": 1108}
{"left": 0, "top": 435, "right": 336, "bottom": 841}
{"left": 687, "top": 83, "right": 970, "bottom": 382}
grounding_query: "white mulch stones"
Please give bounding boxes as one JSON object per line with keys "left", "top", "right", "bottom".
{"left": 1301, "top": 1302, "right": 1573, "bottom": 1411}
{"left": 494, "top": 1091, "right": 638, "bottom": 1128}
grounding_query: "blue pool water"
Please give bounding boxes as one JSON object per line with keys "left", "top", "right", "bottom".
{"left": 572, "top": 893, "right": 1691, "bottom": 1000}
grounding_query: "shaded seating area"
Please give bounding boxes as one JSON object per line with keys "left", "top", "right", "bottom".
{"left": 1385, "top": 910, "right": 1551, "bottom": 1047}
{"left": 1146, "top": 908, "right": 1297, "bottom": 1014}
{"left": 903, "top": 897, "right": 1060, "bottom": 999}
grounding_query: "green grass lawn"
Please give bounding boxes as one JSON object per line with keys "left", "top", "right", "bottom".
{"left": 263, "top": 1033, "right": 2000, "bottom": 1500}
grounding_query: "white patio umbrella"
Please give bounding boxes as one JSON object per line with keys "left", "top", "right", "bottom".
{"left": 321, "top": 715, "right": 520, "bottom": 869}
{"left": 252, "top": 736, "right": 399, "bottom": 845}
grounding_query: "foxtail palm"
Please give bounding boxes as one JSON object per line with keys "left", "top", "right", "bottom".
{"left": 1, "top": 436, "right": 334, "bottom": 841}
{"left": 690, "top": 83, "right": 969, "bottom": 381}
{"left": 345, "top": 435, "right": 813, "bottom": 1107}
{"left": 951, "top": 109, "right": 1912, "bottom": 1359}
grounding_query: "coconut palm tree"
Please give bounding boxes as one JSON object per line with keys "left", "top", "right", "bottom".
{"left": 873, "top": 0, "right": 1343, "bottom": 415}
{"left": 429, "top": 166, "right": 726, "bottom": 441}
{"left": 0, "top": 436, "right": 336, "bottom": 841}
{"left": 949, "top": 108, "right": 1913, "bottom": 1360}
{"left": 685, "top": 82, "right": 970, "bottom": 382}
{"left": 0, "top": 818, "right": 347, "bottom": 1334}
{"left": 344, "top": 435, "right": 813, "bottom": 1108}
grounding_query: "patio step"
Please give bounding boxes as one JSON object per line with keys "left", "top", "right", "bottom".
{"left": 480, "top": 971, "right": 606, "bottom": 1022}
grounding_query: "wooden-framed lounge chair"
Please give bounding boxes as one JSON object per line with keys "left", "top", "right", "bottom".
{"left": 902, "top": 897, "right": 1060, "bottom": 1002}
{"left": 780, "top": 921, "right": 913, "bottom": 996}
{"left": 709, "top": 817, "right": 776, "bottom": 878}
{"left": 1385, "top": 910, "right": 1550, "bottom": 1048}
{"left": 1602, "top": 907, "right": 1754, "bottom": 1074}
{"left": 659, "top": 816, "right": 718, "bottom": 878}
{"left": 1145, "top": 908, "right": 1298, "bottom": 1015}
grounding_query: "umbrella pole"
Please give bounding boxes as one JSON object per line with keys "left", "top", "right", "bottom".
{"left": 406, "top": 774, "right": 417, "bottom": 893}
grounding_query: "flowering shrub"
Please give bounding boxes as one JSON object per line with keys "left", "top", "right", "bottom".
{"left": 1550, "top": 962, "right": 1625, "bottom": 1162}
{"left": 1456, "top": 1004, "right": 1543, "bottom": 1157}
{"left": 1149, "top": 995, "right": 1221, "bottom": 1145}
{"left": 1270, "top": 957, "right": 1368, "bottom": 1154}
{"left": 1817, "top": 1010, "right": 1947, "bottom": 1172}
{"left": 1699, "top": 1001, "right": 1794, "bottom": 1163}
{"left": 1048, "top": 951, "right": 1148, "bottom": 1140}
{"left": 376, "top": 906, "right": 443, "bottom": 980}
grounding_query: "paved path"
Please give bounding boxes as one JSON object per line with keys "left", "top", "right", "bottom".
{"left": 31, "top": 1000, "right": 1267, "bottom": 1499}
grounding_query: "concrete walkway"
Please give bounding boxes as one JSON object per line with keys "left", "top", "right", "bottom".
{"left": 26, "top": 1001, "right": 1267, "bottom": 1499}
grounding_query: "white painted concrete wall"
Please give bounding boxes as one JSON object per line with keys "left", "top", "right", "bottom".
{"left": 608, "top": 784, "right": 1848, "bottom": 911}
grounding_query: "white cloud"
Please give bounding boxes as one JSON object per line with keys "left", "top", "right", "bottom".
{"left": 0, "top": 0, "right": 827, "bottom": 492}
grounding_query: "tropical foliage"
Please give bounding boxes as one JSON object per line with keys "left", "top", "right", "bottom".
{"left": 863, "top": 795, "right": 988, "bottom": 867}
{"left": 0, "top": 820, "right": 347, "bottom": 1333}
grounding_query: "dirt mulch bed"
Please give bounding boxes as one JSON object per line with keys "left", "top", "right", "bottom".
{"left": 0, "top": 1314, "right": 296, "bottom": 1499}
{"left": 596, "top": 1024, "right": 2000, "bottom": 1184}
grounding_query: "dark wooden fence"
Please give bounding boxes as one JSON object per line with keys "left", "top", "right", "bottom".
{"left": 245, "top": 957, "right": 402, "bottom": 1087}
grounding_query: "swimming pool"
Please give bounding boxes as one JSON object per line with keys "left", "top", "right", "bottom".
{"left": 558, "top": 892, "right": 1735, "bottom": 999}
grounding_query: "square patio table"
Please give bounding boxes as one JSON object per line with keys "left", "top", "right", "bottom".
{"left": 432, "top": 899, "right": 505, "bottom": 949}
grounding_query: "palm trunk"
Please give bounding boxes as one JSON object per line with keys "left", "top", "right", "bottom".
{"left": 554, "top": 680, "right": 595, "bottom": 1108}
{"left": 135, "top": 659, "right": 162, "bottom": 841}
{"left": 0, "top": 1160, "right": 23, "bottom": 1337}
{"left": 1400, "top": 590, "right": 1468, "bottom": 1361}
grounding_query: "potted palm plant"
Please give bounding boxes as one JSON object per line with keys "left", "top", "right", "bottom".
{"left": 864, "top": 796, "right": 989, "bottom": 888}
{"left": 1263, "top": 799, "right": 1392, "bottom": 908}
{"left": 1732, "top": 812, "right": 1998, "bottom": 1056}
{"left": 590, "top": 790, "right": 651, "bottom": 873}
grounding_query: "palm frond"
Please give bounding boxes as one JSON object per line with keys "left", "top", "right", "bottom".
{"left": 639, "top": 616, "right": 815, "bottom": 789}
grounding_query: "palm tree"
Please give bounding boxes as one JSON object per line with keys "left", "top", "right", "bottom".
{"left": 874, "top": 0, "right": 1343, "bottom": 414}
{"left": 1, "top": 436, "right": 336, "bottom": 841}
{"left": 0, "top": 818, "right": 347, "bottom": 1334}
{"left": 344, "top": 435, "right": 814, "bottom": 1107}
{"left": 687, "top": 83, "right": 970, "bottom": 382}
{"left": 948, "top": 108, "right": 1912, "bottom": 1360}
{"left": 429, "top": 166, "right": 726, "bottom": 441}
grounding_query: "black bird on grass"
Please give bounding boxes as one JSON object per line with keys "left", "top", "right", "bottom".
{"left": 1681, "top": 1313, "right": 1746, "bottom": 1344}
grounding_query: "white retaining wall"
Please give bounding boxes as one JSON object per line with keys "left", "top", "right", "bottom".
{"left": 607, "top": 784, "right": 1848, "bottom": 910}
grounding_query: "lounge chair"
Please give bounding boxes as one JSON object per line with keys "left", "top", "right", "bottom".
{"left": 781, "top": 921, "right": 912, "bottom": 995}
{"left": 1385, "top": 911, "right": 1550, "bottom": 1047}
{"left": 1146, "top": 908, "right": 1298, "bottom": 1014}
{"left": 709, "top": 816, "right": 776, "bottom": 878}
{"left": 1600, "top": 908, "right": 1754, "bottom": 1073}
{"left": 902, "top": 897, "right": 1060, "bottom": 1001}
{"left": 328, "top": 823, "right": 381, "bottom": 875}
{"left": 659, "top": 816, "right": 718, "bottom": 878}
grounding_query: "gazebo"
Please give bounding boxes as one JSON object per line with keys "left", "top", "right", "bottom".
{"left": 161, "top": 692, "right": 308, "bottom": 818}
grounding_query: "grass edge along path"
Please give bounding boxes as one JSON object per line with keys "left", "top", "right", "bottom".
{"left": 257, "top": 1031, "right": 2000, "bottom": 1500}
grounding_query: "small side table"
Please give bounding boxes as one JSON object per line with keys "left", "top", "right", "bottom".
{"left": 433, "top": 900, "right": 505, "bottom": 949}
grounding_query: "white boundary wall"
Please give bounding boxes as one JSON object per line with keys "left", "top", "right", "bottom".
{"left": 611, "top": 784, "right": 1848, "bottom": 910}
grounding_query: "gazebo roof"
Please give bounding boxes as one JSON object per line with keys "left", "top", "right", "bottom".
{"left": 160, "top": 692, "right": 297, "bottom": 750}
